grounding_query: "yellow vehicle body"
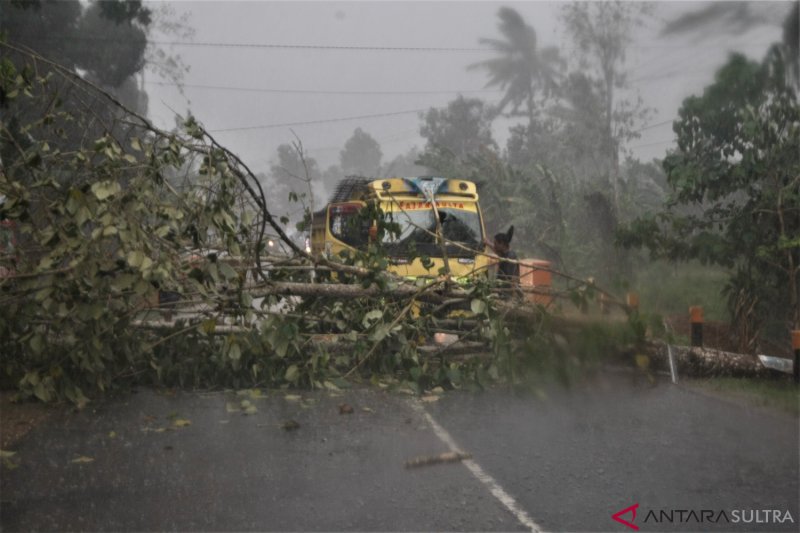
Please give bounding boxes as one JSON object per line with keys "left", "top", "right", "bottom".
{"left": 311, "top": 177, "right": 491, "bottom": 281}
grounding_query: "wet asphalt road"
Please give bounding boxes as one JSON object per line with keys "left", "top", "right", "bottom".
{"left": 1, "top": 372, "right": 798, "bottom": 532}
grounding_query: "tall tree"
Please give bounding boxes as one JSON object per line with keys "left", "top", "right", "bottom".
{"left": 419, "top": 96, "right": 496, "bottom": 162}
{"left": 619, "top": 48, "right": 800, "bottom": 350}
{"left": 379, "top": 147, "right": 429, "bottom": 178}
{"left": 469, "top": 7, "right": 563, "bottom": 125}
{"left": 1, "top": 0, "right": 192, "bottom": 115}
{"left": 661, "top": 1, "right": 784, "bottom": 37}
{"left": 560, "top": 1, "right": 651, "bottom": 208}
{"left": 506, "top": 71, "right": 607, "bottom": 180}
{"left": 1, "top": 0, "right": 153, "bottom": 115}
{"left": 1, "top": 0, "right": 159, "bottom": 190}
{"left": 269, "top": 143, "right": 322, "bottom": 201}
{"left": 662, "top": 2, "right": 798, "bottom": 89}
{"left": 339, "top": 128, "right": 382, "bottom": 177}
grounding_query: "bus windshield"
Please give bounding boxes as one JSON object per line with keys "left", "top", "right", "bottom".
{"left": 383, "top": 208, "right": 482, "bottom": 258}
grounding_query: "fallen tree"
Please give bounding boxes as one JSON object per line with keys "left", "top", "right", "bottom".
{"left": 2, "top": 42, "right": 760, "bottom": 406}
{"left": 646, "top": 343, "right": 786, "bottom": 379}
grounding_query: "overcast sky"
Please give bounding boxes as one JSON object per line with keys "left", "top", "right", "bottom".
{"left": 143, "top": 1, "right": 791, "bottom": 177}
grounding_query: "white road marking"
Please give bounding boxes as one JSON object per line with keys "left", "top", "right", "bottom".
{"left": 409, "top": 401, "right": 546, "bottom": 533}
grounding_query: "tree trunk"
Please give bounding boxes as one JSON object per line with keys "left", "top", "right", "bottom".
{"left": 645, "top": 343, "right": 783, "bottom": 379}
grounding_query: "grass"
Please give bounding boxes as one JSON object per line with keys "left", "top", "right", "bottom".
{"left": 631, "top": 260, "right": 730, "bottom": 321}
{"left": 689, "top": 376, "right": 800, "bottom": 416}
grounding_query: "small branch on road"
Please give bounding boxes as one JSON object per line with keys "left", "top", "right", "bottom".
{"left": 405, "top": 451, "right": 473, "bottom": 469}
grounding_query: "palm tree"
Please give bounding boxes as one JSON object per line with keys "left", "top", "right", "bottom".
{"left": 661, "top": 1, "right": 798, "bottom": 88}
{"left": 469, "top": 7, "right": 563, "bottom": 125}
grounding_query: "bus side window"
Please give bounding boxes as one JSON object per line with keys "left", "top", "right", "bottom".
{"left": 332, "top": 214, "right": 343, "bottom": 237}
{"left": 329, "top": 203, "right": 368, "bottom": 249}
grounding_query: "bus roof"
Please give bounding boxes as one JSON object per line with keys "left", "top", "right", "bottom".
{"left": 327, "top": 176, "right": 478, "bottom": 203}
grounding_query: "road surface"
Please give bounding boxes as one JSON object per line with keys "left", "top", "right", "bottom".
{"left": 1, "top": 372, "right": 797, "bottom": 531}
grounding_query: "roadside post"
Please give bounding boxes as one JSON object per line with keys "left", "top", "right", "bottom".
{"left": 626, "top": 292, "right": 639, "bottom": 312}
{"left": 792, "top": 330, "right": 799, "bottom": 385}
{"left": 599, "top": 293, "right": 610, "bottom": 315}
{"left": 690, "top": 306, "right": 703, "bottom": 347}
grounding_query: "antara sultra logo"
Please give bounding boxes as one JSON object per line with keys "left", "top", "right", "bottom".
{"left": 612, "top": 503, "right": 795, "bottom": 531}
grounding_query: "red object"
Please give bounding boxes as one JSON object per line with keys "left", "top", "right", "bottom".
{"left": 519, "top": 259, "right": 552, "bottom": 305}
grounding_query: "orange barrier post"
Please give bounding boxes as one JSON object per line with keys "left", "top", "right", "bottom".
{"left": 690, "top": 306, "right": 704, "bottom": 347}
{"left": 792, "top": 330, "right": 799, "bottom": 385}
{"left": 519, "top": 259, "right": 552, "bottom": 306}
{"left": 626, "top": 292, "right": 639, "bottom": 312}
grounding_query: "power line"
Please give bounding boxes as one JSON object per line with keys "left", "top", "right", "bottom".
{"left": 146, "top": 81, "right": 502, "bottom": 96}
{"left": 147, "top": 40, "right": 488, "bottom": 52}
{"left": 306, "top": 129, "right": 422, "bottom": 154}
{"left": 629, "top": 138, "right": 676, "bottom": 149}
{"left": 632, "top": 119, "right": 673, "bottom": 134}
{"left": 632, "top": 67, "right": 715, "bottom": 84}
{"left": 209, "top": 102, "right": 669, "bottom": 136}
{"left": 15, "top": 34, "right": 487, "bottom": 52}
{"left": 208, "top": 108, "right": 428, "bottom": 133}
{"left": 15, "top": 34, "right": 779, "bottom": 53}
{"left": 146, "top": 39, "right": 773, "bottom": 52}
{"left": 629, "top": 26, "right": 778, "bottom": 78}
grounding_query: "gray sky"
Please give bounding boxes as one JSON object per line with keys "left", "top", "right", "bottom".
{"left": 143, "top": 1, "right": 791, "bottom": 176}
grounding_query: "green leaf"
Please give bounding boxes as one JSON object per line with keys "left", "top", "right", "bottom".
{"left": 29, "top": 334, "right": 44, "bottom": 354}
{"left": 241, "top": 400, "right": 258, "bottom": 415}
{"left": 219, "top": 262, "right": 237, "bottom": 280}
{"left": 369, "top": 324, "right": 391, "bottom": 342}
{"left": 140, "top": 256, "right": 153, "bottom": 271}
{"left": 470, "top": 299, "right": 487, "bottom": 315}
{"left": 33, "top": 381, "right": 51, "bottom": 402}
{"left": 33, "top": 287, "right": 53, "bottom": 302}
{"left": 284, "top": 364, "right": 300, "bottom": 383}
{"left": 199, "top": 319, "right": 216, "bottom": 335}
{"left": 228, "top": 343, "right": 241, "bottom": 361}
{"left": 362, "top": 309, "right": 383, "bottom": 328}
{"left": 90, "top": 180, "right": 121, "bottom": 200}
{"left": 127, "top": 251, "right": 144, "bottom": 268}
{"left": 207, "top": 263, "right": 219, "bottom": 283}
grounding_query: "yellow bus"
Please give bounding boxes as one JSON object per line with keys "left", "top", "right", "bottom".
{"left": 311, "top": 176, "right": 491, "bottom": 281}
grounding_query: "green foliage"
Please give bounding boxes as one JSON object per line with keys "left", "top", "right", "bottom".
{"left": 470, "top": 7, "right": 563, "bottom": 123}
{"left": 0, "top": 50, "right": 259, "bottom": 402}
{"left": 631, "top": 260, "right": 729, "bottom": 322}
{"left": 619, "top": 47, "right": 800, "bottom": 348}
{"left": 420, "top": 96, "right": 496, "bottom": 162}
{"left": 339, "top": 128, "right": 382, "bottom": 177}
{"left": 689, "top": 377, "right": 800, "bottom": 416}
{"left": 0, "top": 44, "right": 650, "bottom": 407}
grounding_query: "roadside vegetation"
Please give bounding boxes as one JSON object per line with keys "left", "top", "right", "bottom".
{"left": 1, "top": 1, "right": 797, "bottom": 406}
{"left": 688, "top": 378, "right": 800, "bottom": 416}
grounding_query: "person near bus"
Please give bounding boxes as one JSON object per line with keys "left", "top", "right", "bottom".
{"left": 485, "top": 226, "right": 520, "bottom": 292}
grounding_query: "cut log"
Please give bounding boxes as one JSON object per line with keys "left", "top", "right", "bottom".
{"left": 647, "top": 342, "right": 784, "bottom": 378}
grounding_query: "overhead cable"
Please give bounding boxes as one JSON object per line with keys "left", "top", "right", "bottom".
{"left": 146, "top": 81, "right": 502, "bottom": 96}
{"left": 209, "top": 109, "right": 428, "bottom": 133}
